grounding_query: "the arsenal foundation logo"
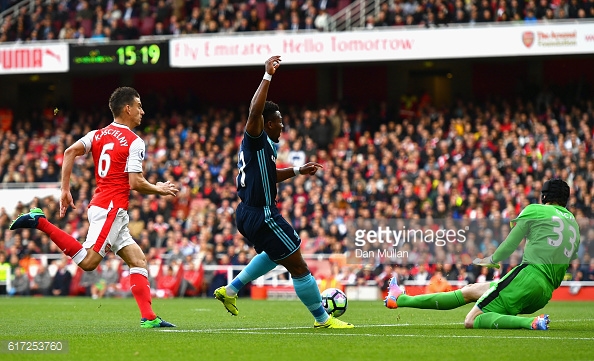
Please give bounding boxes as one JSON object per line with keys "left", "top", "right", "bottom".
{"left": 522, "top": 31, "right": 535, "bottom": 48}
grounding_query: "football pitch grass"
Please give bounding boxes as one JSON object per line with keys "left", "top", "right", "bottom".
{"left": 1, "top": 297, "right": 593, "bottom": 361}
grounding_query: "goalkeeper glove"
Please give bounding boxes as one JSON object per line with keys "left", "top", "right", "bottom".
{"left": 472, "top": 255, "right": 500, "bottom": 269}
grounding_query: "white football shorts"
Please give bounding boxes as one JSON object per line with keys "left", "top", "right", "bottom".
{"left": 83, "top": 206, "right": 136, "bottom": 257}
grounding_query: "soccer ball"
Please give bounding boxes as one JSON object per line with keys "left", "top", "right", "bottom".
{"left": 321, "top": 288, "right": 348, "bottom": 318}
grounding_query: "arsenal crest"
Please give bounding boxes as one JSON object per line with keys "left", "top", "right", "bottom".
{"left": 522, "top": 31, "right": 535, "bottom": 48}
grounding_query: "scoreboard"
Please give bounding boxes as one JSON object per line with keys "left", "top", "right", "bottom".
{"left": 70, "top": 41, "right": 168, "bottom": 71}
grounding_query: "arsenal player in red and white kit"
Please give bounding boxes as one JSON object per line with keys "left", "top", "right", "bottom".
{"left": 82, "top": 122, "right": 146, "bottom": 210}
{"left": 10, "top": 87, "right": 178, "bottom": 328}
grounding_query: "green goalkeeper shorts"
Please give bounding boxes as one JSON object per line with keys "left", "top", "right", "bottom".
{"left": 476, "top": 264, "right": 554, "bottom": 315}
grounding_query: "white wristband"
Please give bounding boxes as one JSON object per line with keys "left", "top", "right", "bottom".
{"left": 263, "top": 72, "right": 272, "bottom": 81}
{"left": 293, "top": 166, "right": 300, "bottom": 176}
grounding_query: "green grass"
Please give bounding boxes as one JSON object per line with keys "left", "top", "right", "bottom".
{"left": 0, "top": 297, "right": 592, "bottom": 361}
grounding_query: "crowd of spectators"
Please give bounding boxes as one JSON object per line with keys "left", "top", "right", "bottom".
{"left": 2, "top": 0, "right": 594, "bottom": 43}
{"left": 1, "top": 85, "right": 594, "bottom": 298}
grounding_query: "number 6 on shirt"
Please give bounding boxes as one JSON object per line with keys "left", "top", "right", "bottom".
{"left": 98, "top": 143, "right": 115, "bottom": 178}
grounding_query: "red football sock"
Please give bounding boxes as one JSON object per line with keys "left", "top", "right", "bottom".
{"left": 130, "top": 268, "right": 156, "bottom": 320}
{"left": 37, "top": 218, "right": 83, "bottom": 258}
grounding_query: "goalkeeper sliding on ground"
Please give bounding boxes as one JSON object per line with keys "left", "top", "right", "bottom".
{"left": 385, "top": 178, "right": 580, "bottom": 330}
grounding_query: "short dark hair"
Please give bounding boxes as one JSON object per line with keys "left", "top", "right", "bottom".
{"left": 109, "top": 87, "right": 140, "bottom": 118}
{"left": 263, "top": 101, "right": 280, "bottom": 123}
{"left": 541, "top": 178, "right": 570, "bottom": 207}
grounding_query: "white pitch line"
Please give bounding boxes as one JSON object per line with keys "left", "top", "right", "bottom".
{"left": 159, "top": 319, "right": 594, "bottom": 333}
{"left": 159, "top": 323, "right": 455, "bottom": 333}
{"left": 159, "top": 318, "right": 594, "bottom": 341}
{"left": 160, "top": 330, "right": 594, "bottom": 341}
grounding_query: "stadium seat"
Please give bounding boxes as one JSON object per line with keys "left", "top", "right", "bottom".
{"left": 148, "top": 262, "right": 161, "bottom": 279}
{"left": 337, "top": 0, "right": 351, "bottom": 10}
{"left": 69, "top": 267, "right": 88, "bottom": 296}
{"left": 182, "top": 263, "right": 204, "bottom": 297}
{"left": 256, "top": 2, "right": 267, "bottom": 21}
{"left": 53, "top": 20, "right": 63, "bottom": 31}
{"left": 28, "top": 264, "right": 39, "bottom": 278}
{"left": 116, "top": 271, "right": 131, "bottom": 297}
{"left": 130, "top": 17, "right": 140, "bottom": 28}
{"left": 66, "top": 263, "right": 79, "bottom": 278}
{"left": 308, "top": 259, "right": 332, "bottom": 280}
{"left": 155, "top": 264, "right": 185, "bottom": 298}
{"left": 80, "top": 19, "right": 93, "bottom": 38}
{"left": 140, "top": 17, "right": 155, "bottom": 36}
{"left": 47, "top": 263, "right": 58, "bottom": 278}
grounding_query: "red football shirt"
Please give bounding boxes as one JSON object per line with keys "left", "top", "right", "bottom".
{"left": 79, "top": 122, "right": 145, "bottom": 210}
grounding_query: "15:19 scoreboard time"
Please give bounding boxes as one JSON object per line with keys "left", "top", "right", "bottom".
{"left": 70, "top": 41, "right": 168, "bottom": 71}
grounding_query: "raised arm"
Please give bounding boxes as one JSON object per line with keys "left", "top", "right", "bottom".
{"left": 245, "top": 55, "right": 281, "bottom": 137}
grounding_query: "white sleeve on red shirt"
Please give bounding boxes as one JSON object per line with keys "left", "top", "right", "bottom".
{"left": 78, "top": 130, "right": 97, "bottom": 154}
{"left": 126, "top": 137, "right": 145, "bottom": 173}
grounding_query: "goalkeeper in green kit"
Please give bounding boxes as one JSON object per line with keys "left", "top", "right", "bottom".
{"left": 385, "top": 179, "right": 579, "bottom": 330}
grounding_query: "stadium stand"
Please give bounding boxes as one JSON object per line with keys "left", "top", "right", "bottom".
{"left": 1, "top": 0, "right": 592, "bottom": 43}
{"left": 0, "top": 84, "right": 593, "bottom": 298}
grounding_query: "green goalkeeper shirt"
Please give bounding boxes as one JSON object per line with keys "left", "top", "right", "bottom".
{"left": 492, "top": 204, "right": 580, "bottom": 289}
